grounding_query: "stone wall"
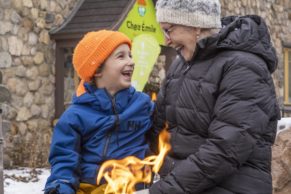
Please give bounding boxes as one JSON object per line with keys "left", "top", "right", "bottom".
{"left": 0, "top": 0, "right": 79, "bottom": 167}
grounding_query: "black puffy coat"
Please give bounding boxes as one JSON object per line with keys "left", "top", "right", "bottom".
{"left": 149, "top": 15, "right": 281, "bottom": 194}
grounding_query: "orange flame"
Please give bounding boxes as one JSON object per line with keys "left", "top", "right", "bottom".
{"left": 151, "top": 92, "right": 157, "bottom": 102}
{"left": 97, "top": 127, "right": 171, "bottom": 194}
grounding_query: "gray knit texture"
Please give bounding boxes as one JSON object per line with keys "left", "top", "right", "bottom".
{"left": 156, "top": 0, "right": 221, "bottom": 28}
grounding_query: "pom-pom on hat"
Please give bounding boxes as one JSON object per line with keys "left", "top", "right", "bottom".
{"left": 156, "top": 0, "right": 222, "bottom": 29}
{"left": 72, "top": 30, "right": 131, "bottom": 96}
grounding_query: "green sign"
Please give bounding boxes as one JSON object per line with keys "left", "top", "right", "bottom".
{"left": 119, "top": 0, "right": 165, "bottom": 45}
{"left": 119, "top": 0, "right": 163, "bottom": 91}
{"left": 131, "top": 34, "right": 161, "bottom": 91}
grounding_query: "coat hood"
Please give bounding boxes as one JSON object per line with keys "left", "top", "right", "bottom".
{"left": 196, "top": 15, "right": 278, "bottom": 73}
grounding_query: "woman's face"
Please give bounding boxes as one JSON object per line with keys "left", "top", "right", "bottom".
{"left": 160, "top": 22, "right": 200, "bottom": 61}
{"left": 95, "top": 44, "right": 134, "bottom": 95}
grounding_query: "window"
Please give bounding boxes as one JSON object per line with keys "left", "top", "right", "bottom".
{"left": 284, "top": 47, "right": 291, "bottom": 104}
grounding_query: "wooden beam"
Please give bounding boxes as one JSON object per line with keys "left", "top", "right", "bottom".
{"left": 55, "top": 45, "right": 65, "bottom": 118}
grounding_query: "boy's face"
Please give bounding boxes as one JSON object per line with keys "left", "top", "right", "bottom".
{"left": 95, "top": 44, "right": 134, "bottom": 95}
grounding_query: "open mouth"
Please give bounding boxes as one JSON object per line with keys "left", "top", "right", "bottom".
{"left": 121, "top": 70, "right": 133, "bottom": 80}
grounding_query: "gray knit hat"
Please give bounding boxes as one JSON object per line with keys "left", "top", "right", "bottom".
{"left": 156, "top": 0, "right": 222, "bottom": 29}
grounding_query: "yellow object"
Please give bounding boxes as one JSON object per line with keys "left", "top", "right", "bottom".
{"left": 118, "top": 0, "right": 165, "bottom": 45}
{"left": 131, "top": 34, "right": 161, "bottom": 91}
{"left": 77, "top": 183, "right": 107, "bottom": 194}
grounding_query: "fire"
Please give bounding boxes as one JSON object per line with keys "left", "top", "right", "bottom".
{"left": 97, "top": 127, "right": 171, "bottom": 194}
{"left": 151, "top": 92, "right": 157, "bottom": 102}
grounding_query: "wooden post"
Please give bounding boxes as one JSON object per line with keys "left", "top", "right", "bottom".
{"left": 0, "top": 79, "right": 11, "bottom": 194}
{"left": 0, "top": 107, "right": 3, "bottom": 194}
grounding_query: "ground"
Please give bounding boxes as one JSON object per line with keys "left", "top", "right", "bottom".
{"left": 4, "top": 168, "right": 49, "bottom": 194}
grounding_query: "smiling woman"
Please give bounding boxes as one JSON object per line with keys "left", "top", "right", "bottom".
{"left": 148, "top": 0, "right": 281, "bottom": 194}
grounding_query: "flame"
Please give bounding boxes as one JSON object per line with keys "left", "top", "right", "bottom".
{"left": 97, "top": 127, "right": 171, "bottom": 194}
{"left": 151, "top": 92, "right": 157, "bottom": 102}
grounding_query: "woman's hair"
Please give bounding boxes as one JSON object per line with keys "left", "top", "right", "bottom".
{"left": 198, "top": 28, "right": 220, "bottom": 40}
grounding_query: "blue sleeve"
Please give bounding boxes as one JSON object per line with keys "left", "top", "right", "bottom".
{"left": 44, "top": 112, "right": 81, "bottom": 194}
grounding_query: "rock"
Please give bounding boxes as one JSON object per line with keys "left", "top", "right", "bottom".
{"left": 0, "top": 84, "right": 11, "bottom": 103}
{"left": 28, "top": 79, "right": 41, "bottom": 91}
{"left": 30, "top": 104, "right": 41, "bottom": 117}
{"left": 23, "top": 92, "right": 34, "bottom": 107}
{"left": 18, "top": 122, "right": 27, "bottom": 135}
{"left": 23, "top": 0, "right": 33, "bottom": 8}
{"left": 16, "top": 107, "right": 32, "bottom": 121}
{"left": 26, "top": 66, "right": 39, "bottom": 80}
{"left": 272, "top": 128, "right": 291, "bottom": 193}
{"left": 21, "top": 44, "right": 30, "bottom": 56}
{"left": 21, "top": 18, "right": 33, "bottom": 30}
{"left": 28, "top": 32, "right": 38, "bottom": 46}
{"left": 15, "top": 65, "right": 26, "bottom": 77}
{"left": 14, "top": 79, "right": 28, "bottom": 96}
{"left": 10, "top": 10, "right": 22, "bottom": 24}
{"left": 27, "top": 119, "right": 38, "bottom": 131}
{"left": 33, "top": 52, "right": 44, "bottom": 65}
{"left": 21, "top": 56, "right": 34, "bottom": 66}
{"left": 0, "top": 52, "right": 12, "bottom": 68}
{"left": 30, "top": 8, "right": 39, "bottom": 19}
{"left": 39, "top": 30, "right": 50, "bottom": 44}
{"left": 8, "top": 36, "right": 23, "bottom": 56}
{"left": 38, "top": 63, "right": 50, "bottom": 76}
{"left": 0, "top": 21, "right": 12, "bottom": 35}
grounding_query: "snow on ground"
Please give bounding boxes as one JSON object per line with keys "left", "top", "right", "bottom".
{"left": 4, "top": 168, "right": 49, "bottom": 194}
{"left": 2, "top": 118, "right": 291, "bottom": 194}
{"left": 277, "top": 117, "right": 291, "bottom": 133}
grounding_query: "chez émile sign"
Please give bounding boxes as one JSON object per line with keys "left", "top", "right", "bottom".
{"left": 119, "top": 0, "right": 165, "bottom": 91}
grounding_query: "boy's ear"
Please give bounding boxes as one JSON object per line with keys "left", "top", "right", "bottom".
{"left": 94, "top": 72, "right": 103, "bottom": 78}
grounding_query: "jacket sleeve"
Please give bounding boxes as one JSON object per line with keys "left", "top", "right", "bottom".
{"left": 146, "top": 57, "right": 183, "bottom": 154}
{"left": 150, "top": 57, "right": 279, "bottom": 193}
{"left": 44, "top": 112, "right": 82, "bottom": 194}
{"left": 146, "top": 78, "right": 167, "bottom": 154}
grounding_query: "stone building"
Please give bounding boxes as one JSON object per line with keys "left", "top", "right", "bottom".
{"left": 0, "top": 0, "right": 291, "bottom": 192}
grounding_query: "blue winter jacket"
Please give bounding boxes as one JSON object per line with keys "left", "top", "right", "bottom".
{"left": 44, "top": 84, "right": 154, "bottom": 194}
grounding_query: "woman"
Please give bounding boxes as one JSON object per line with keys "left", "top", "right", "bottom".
{"left": 148, "top": 0, "right": 280, "bottom": 193}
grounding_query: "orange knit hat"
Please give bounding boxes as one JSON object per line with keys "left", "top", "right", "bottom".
{"left": 72, "top": 30, "right": 131, "bottom": 96}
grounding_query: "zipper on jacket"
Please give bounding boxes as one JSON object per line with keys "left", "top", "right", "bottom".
{"left": 183, "top": 62, "right": 192, "bottom": 75}
{"left": 102, "top": 134, "right": 112, "bottom": 160}
{"left": 101, "top": 92, "right": 119, "bottom": 160}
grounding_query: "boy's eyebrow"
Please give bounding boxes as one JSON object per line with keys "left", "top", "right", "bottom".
{"left": 114, "top": 50, "right": 131, "bottom": 56}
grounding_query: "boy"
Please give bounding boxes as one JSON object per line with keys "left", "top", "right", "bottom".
{"left": 44, "top": 30, "right": 154, "bottom": 194}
